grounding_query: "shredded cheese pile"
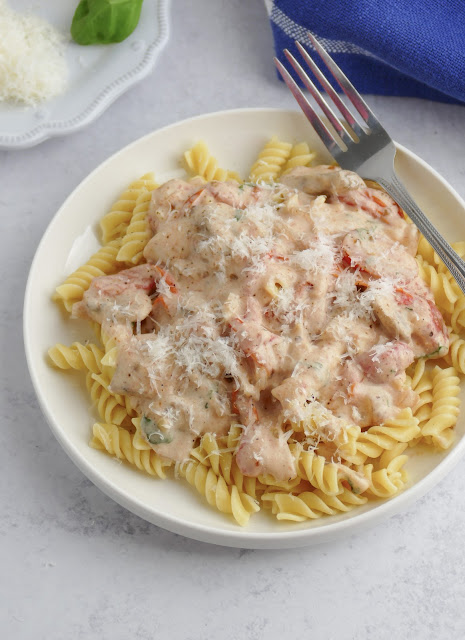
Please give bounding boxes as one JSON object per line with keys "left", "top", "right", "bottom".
{"left": 0, "top": 1, "right": 68, "bottom": 106}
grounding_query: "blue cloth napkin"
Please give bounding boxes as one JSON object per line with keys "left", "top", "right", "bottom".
{"left": 266, "top": 0, "right": 465, "bottom": 104}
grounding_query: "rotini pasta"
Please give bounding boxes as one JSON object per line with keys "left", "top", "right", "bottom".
{"left": 261, "top": 488, "right": 368, "bottom": 522}
{"left": 177, "top": 458, "right": 260, "bottom": 526}
{"left": 445, "top": 330, "right": 465, "bottom": 374}
{"left": 293, "top": 449, "right": 342, "bottom": 495}
{"left": 48, "top": 342, "right": 104, "bottom": 374}
{"left": 416, "top": 235, "right": 441, "bottom": 267}
{"left": 190, "top": 430, "right": 269, "bottom": 502}
{"left": 360, "top": 454, "right": 408, "bottom": 499}
{"left": 342, "top": 409, "right": 421, "bottom": 463}
{"left": 99, "top": 173, "right": 158, "bottom": 244}
{"left": 91, "top": 423, "right": 173, "bottom": 478}
{"left": 406, "top": 359, "right": 435, "bottom": 438}
{"left": 281, "top": 142, "right": 316, "bottom": 176}
{"left": 184, "top": 141, "right": 241, "bottom": 183}
{"left": 116, "top": 188, "right": 156, "bottom": 266}
{"left": 193, "top": 431, "right": 235, "bottom": 483}
{"left": 99, "top": 327, "right": 119, "bottom": 373}
{"left": 451, "top": 297, "right": 465, "bottom": 334}
{"left": 422, "top": 366, "right": 460, "bottom": 449}
{"left": 249, "top": 136, "right": 292, "bottom": 182}
{"left": 54, "top": 239, "right": 121, "bottom": 312}
{"left": 416, "top": 255, "right": 458, "bottom": 316}
{"left": 86, "top": 371, "right": 134, "bottom": 427}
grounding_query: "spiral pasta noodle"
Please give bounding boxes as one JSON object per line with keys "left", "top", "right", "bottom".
{"left": 291, "top": 446, "right": 408, "bottom": 499}
{"left": 257, "top": 474, "right": 304, "bottom": 492}
{"left": 54, "top": 239, "right": 121, "bottom": 312}
{"left": 193, "top": 431, "right": 235, "bottom": 483}
{"left": 177, "top": 458, "right": 260, "bottom": 526}
{"left": 100, "top": 173, "right": 158, "bottom": 244}
{"left": 416, "top": 256, "right": 458, "bottom": 316}
{"left": 131, "top": 417, "right": 156, "bottom": 450}
{"left": 48, "top": 342, "right": 104, "bottom": 374}
{"left": 422, "top": 366, "right": 460, "bottom": 449}
{"left": 451, "top": 297, "right": 465, "bottom": 334}
{"left": 184, "top": 141, "right": 241, "bottom": 183}
{"left": 117, "top": 188, "right": 155, "bottom": 266}
{"left": 445, "top": 330, "right": 465, "bottom": 374}
{"left": 332, "top": 425, "right": 365, "bottom": 464}
{"left": 404, "top": 359, "right": 434, "bottom": 440}
{"left": 294, "top": 449, "right": 342, "bottom": 495}
{"left": 90, "top": 423, "right": 173, "bottom": 478}
{"left": 192, "top": 429, "right": 271, "bottom": 498}
{"left": 281, "top": 142, "right": 316, "bottom": 176}
{"left": 360, "top": 454, "right": 408, "bottom": 499}
{"left": 416, "top": 235, "right": 441, "bottom": 268}
{"left": 342, "top": 409, "right": 421, "bottom": 462}
{"left": 261, "top": 488, "right": 368, "bottom": 522}
{"left": 99, "top": 327, "right": 120, "bottom": 373}
{"left": 249, "top": 136, "right": 292, "bottom": 182}
{"left": 86, "top": 371, "right": 134, "bottom": 427}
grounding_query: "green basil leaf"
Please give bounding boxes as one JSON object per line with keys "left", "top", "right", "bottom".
{"left": 140, "top": 416, "right": 173, "bottom": 445}
{"left": 71, "top": 0, "right": 144, "bottom": 45}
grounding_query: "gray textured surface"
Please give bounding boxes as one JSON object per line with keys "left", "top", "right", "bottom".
{"left": 2, "top": 1, "right": 465, "bottom": 638}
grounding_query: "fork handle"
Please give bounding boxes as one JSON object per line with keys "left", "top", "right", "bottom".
{"left": 376, "top": 172, "right": 465, "bottom": 296}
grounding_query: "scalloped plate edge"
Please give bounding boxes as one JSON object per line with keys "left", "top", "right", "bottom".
{"left": 0, "top": 0, "right": 170, "bottom": 150}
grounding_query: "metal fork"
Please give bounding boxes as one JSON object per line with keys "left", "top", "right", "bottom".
{"left": 275, "top": 33, "right": 465, "bottom": 295}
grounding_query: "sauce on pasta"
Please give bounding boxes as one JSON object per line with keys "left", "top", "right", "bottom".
{"left": 73, "top": 166, "right": 449, "bottom": 482}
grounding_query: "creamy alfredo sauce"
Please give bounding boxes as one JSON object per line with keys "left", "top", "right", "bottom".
{"left": 74, "top": 166, "right": 449, "bottom": 482}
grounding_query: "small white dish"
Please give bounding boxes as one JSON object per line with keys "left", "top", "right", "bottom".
{"left": 23, "top": 108, "right": 465, "bottom": 548}
{"left": 0, "top": 0, "right": 169, "bottom": 149}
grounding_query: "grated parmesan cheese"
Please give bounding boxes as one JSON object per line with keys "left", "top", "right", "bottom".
{"left": 198, "top": 202, "right": 284, "bottom": 276}
{"left": 292, "top": 234, "right": 336, "bottom": 274}
{"left": 0, "top": 1, "right": 68, "bottom": 105}
{"left": 332, "top": 271, "right": 401, "bottom": 321}
{"left": 140, "top": 311, "right": 242, "bottom": 389}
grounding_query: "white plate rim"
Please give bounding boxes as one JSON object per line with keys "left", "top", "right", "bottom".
{"left": 23, "top": 107, "right": 465, "bottom": 548}
{"left": 0, "top": 0, "right": 170, "bottom": 150}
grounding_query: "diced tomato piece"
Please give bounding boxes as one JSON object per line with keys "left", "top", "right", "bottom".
{"left": 395, "top": 287, "right": 414, "bottom": 306}
{"left": 355, "top": 279, "right": 368, "bottom": 291}
{"left": 155, "top": 266, "right": 178, "bottom": 293}
{"left": 341, "top": 251, "right": 371, "bottom": 276}
{"left": 370, "top": 194, "right": 387, "bottom": 208}
{"left": 248, "top": 353, "right": 272, "bottom": 376}
{"left": 340, "top": 189, "right": 405, "bottom": 220}
{"left": 132, "top": 279, "right": 156, "bottom": 291}
{"left": 338, "top": 194, "right": 357, "bottom": 209}
{"left": 427, "top": 299, "right": 447, "bottom": 335}
{"left": 393, "top": 202, "right": 405, "bottom": 218}
{"left": 265, "top": 252, "right": 288, "bottom": 262}
{"left": 183, "top": 188, "right": 206, "bottom": 209}
{"left": 152, "top": 296, "right": 169, "bottom": 311}
{"left": 251, "top": 186, "right": 262, "bottom": 201}
{"left": 342, "top": 252, "right": 352, "bottom": 268}
{"left": 230, "top": 389, "right": 240, "bottom": 415}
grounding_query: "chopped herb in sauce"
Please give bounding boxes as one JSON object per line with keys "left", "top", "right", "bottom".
{"left": 141, "top": 416, "right": 173, "bottom": 445}
{"left": 347, "top": 478, "right": 361, "bottom": 494}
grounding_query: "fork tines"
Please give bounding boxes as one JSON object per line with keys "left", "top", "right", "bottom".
{"left": 274, "top": 33, "right": 379, "bottom": 152}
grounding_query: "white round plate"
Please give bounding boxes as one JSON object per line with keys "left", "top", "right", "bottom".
{"left": 0, "top": 0, "right": 169, "bottom": 149}
{"left": 24, "top": 108, "right": 465, "bottom": 548}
